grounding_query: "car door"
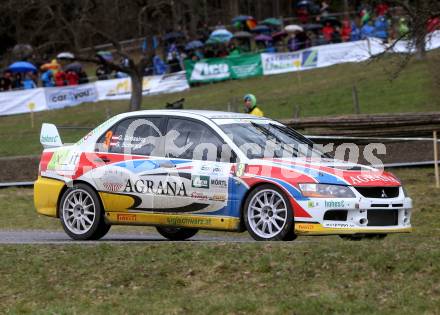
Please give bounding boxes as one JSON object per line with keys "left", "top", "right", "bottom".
{"left": 159, "top": 117, "right": 235, "bottom": 215}
{"left": 92, "top": 116, "right": 165, "bottom": 212}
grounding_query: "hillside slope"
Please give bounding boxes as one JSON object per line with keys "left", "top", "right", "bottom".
{"left": 0, "top": 51, "right": 439, "bottom": 157}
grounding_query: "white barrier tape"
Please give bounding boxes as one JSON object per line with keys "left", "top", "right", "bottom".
{"left": 305, "top": 135, "right": 440, "bottom": 142}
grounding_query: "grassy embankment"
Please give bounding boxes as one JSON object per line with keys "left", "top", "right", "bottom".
{"left": 0, "top": 168, "right": 439, "bottom": 314}
{"left": 0, "top": 52, "right": 439, "bottom": 157}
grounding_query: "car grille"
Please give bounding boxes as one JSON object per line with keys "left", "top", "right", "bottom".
{"left": 354, "top": 187, "right": 399, "bottom": 198}
{"left": 367, "top": 210, "right": 398, "bottom": 226}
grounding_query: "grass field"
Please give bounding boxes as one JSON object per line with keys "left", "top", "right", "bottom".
{"left": 0, "top": 167, "right": 439, "bottom": 314}
{"left": 0, "top": 51, "right": 439, "bottom": 157}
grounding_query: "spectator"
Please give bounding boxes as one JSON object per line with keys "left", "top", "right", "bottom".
{"left": 398, "top": 17, "right": 409, "bottom": 38}
{"left": 374, "top": 15, "right": 389, "bottom": 41}
{"left": 427, "top": 16, "right": 440, "bottom": 33}
{"left": 54, "top": 70, "right": 66, "bottom": 86}
{"left": 331, "top": 27, "right": 342, "bottom": 43}
{"left": 0, "top": 71, "right": 13, "bottom": 91}
{"left": 375, "top": 2, "right": 389, "bottom": 17}
{"left": 360, "top": 8, "right": 371, "bottom": 25}
{"left": 23, "top": 72, "right": 37, "bottom": 89}
{"left": 320, "top": 1, "right": 330, "bottom": 18}
{"left": 12, "top": 73, "right": 23, "bottom": 89}
{"left": 351, "top": 20, "right": 362, "bottom": 41}
{"left": 40, "top": 69, "right": 54, "bottom": 87}
{"left": 78, "top": 70, "right": 89, "bottom": 84}
{"left": 322, "top": 22, "right": 334, "bottom": 42}
{"left": 96, "top": 65, "right": 111, "bottom": 80}
{"left": 297, "top": 7, "right": 309, "bottom": 24}
{"left": 296, "top": 31, "right": 311, "bottom": 50}
{"left": 243, "top": 94, "right": 264, "bottom": 117}
{"left": 153, "top": 53, "right": 167, "bottom": 75}
{"left": 66, "top": 70, "right": 79, "bottom": 85}
{"left": 228, "top": 43, "right": 241, "bottom": 56}
{"left": 341, "top": 19, "right": 352, "bottom": 42}
{"left": 115, "top": 58, "right": 129, "bottom": 78}
{"left": 361, "top": 20, "right": 375, "bottom": 39}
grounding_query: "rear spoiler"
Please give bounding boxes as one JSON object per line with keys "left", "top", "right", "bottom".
{"left": 40, "top": 123, "right": 63, "bottom": 148}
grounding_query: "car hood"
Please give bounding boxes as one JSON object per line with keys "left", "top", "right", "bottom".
{"left": 248, "top": 157, "right": 401, "bottom": 187}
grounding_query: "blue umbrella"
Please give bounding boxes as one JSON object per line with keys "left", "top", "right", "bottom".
{"left": 8, "top": 61, "right": 37, "bottom": 73}
{"left": 208, "top": 29, "right": 233, "bottom": 43}
{"left": 185, "top": 40, "right": 204, "bottom": 50}
{"left": 251, "top": 25, "right": 271, "bottom": 33}
{"left": 210, "top": 29, "right": 233, "bottom": 39}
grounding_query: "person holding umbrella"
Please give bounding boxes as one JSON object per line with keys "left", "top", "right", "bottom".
{"left": 243, "top": 94, "right": 264, "bottom": 117}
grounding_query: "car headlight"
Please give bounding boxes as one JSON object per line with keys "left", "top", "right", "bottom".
{"left": 298, "top": 183, "right": 356, "bottom": 198}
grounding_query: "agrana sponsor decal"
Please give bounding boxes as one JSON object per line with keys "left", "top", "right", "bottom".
{"left": 124, "top": 179, "right": 187, "bottom": 196}
{"left": 324, "top": 200, "right": 345, "bottom": 208}
{"left": 349, "top": 174, "right": 400, "bottom": 185}
{"left": 117, "top": 214, "right": 137, "bottom": 222}
{"left": 192, "top": 175, "right": 210, "bottom": 189}
{"left": 167, "top": 217, "right": 212, "bottom": 226}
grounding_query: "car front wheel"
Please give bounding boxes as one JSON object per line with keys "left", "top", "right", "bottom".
{"left": 244, "top": 185, "right": 296, "bottom": 241}
{"left": 59, "top": 183, "right": 110, "bottom": 240}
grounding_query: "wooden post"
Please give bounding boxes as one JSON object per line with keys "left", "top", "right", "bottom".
{"left": 434, "top": 131, "right": 439, "bottom": 188}
{"left": 28, "top": 102, "right": 36, "bottom": 128}
{"left": 293, "top": 104, "right": 301, "bottom": 119}
{"left": 352, "top": 85, "right": 360, "bottom": 114}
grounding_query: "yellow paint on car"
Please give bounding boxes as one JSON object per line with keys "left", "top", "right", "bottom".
{"left": 107, "top": 212, "right": 240, "bottom": 231}
{"left": 99, "top": 192, "right": 135, "bottom": 212}
{"left": 34, "top": 176, "right": 65, "bottom": 217}
{"left": 295, "top": 222, "right": 412, "bottom": 235}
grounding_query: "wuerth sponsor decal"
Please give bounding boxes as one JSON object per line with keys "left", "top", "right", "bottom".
{"left": 45, "top": 83, "right": 98, "bottom": 109}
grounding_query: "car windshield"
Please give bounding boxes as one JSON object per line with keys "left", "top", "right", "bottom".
{"left": 215, "top": 119, "right": 328, "bottom": 160}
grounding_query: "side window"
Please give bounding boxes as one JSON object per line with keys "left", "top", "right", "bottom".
{"left": 165, "top": 118, "right": 233, "bottom": 162}
{"left": 96, "top": 117, "right": 163, "bottom": 156}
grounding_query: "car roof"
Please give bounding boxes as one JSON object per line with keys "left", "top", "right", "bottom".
{"left": 114, "top": 109, "right": 265, "bottom": 120}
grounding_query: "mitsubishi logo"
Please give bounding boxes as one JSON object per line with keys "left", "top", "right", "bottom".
{"left": 381, "top": 189, "right": 388, "bottom": 198}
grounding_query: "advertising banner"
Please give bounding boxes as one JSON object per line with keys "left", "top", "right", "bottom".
{"left": 261, "top": 39, "right": 385, "bottom": 75}
{"left": 185, "top": 54, "right": 262, "bottom": 83}
{"left": 95, "top": 71, "right": 189, "bottom": 101}
{"left": 261, "top": 50, "right": 319, "bottom": 75}
{"left": 0, "top": 88, "right": 47, "bottom": 116}
{"left": 45, "top": 83, "right": 98, "bottom": 109}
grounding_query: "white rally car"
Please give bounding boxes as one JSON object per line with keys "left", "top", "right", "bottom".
{"left": 34, "top": 110, "right": 412, "bottom": 241}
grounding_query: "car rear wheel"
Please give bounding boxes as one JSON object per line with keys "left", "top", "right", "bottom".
{"left": 156, "top": 226, "right": 198, "bottom": 241}
{"left": 59, "top": 183, "right": 110, "bottom": 240}
{"left": 244, "top": 185, "right": 296, "bottom": 241}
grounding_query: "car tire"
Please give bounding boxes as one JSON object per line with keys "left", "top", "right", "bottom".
{"left": 156, "top": 226, "right": 198, "bottom": 241}
{"left": 59, "top": 183, "right": 110, "bottom": 240}
{"left": 244, "top": 184, "right": 295, "bottom": 241}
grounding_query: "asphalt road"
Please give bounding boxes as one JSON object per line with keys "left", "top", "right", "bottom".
{"left": 0, "top": 230, "right": 256, "bottom": 244}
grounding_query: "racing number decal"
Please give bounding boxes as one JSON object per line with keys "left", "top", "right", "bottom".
{"left": 103, "top": 130, "right": 113, "bottom": 149}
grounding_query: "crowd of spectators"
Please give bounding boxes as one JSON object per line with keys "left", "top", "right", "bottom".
{"left": 1, "top": 1, "right": 439, "bottom": 92}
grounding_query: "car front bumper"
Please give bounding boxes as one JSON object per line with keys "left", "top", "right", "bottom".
{"left": 295, "top": 196, "right": 412, "bottom": 235}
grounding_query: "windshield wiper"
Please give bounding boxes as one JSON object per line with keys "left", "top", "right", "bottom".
{"left": 250, "top": 122, "right": 299, "bottom": 158}
{"left": 269, "top": 123, "right": 332, "bottom": 159}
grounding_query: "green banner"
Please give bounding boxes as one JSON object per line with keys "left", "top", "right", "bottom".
{"left": 184, "top": 53, "right": 262, "bottom": 84}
